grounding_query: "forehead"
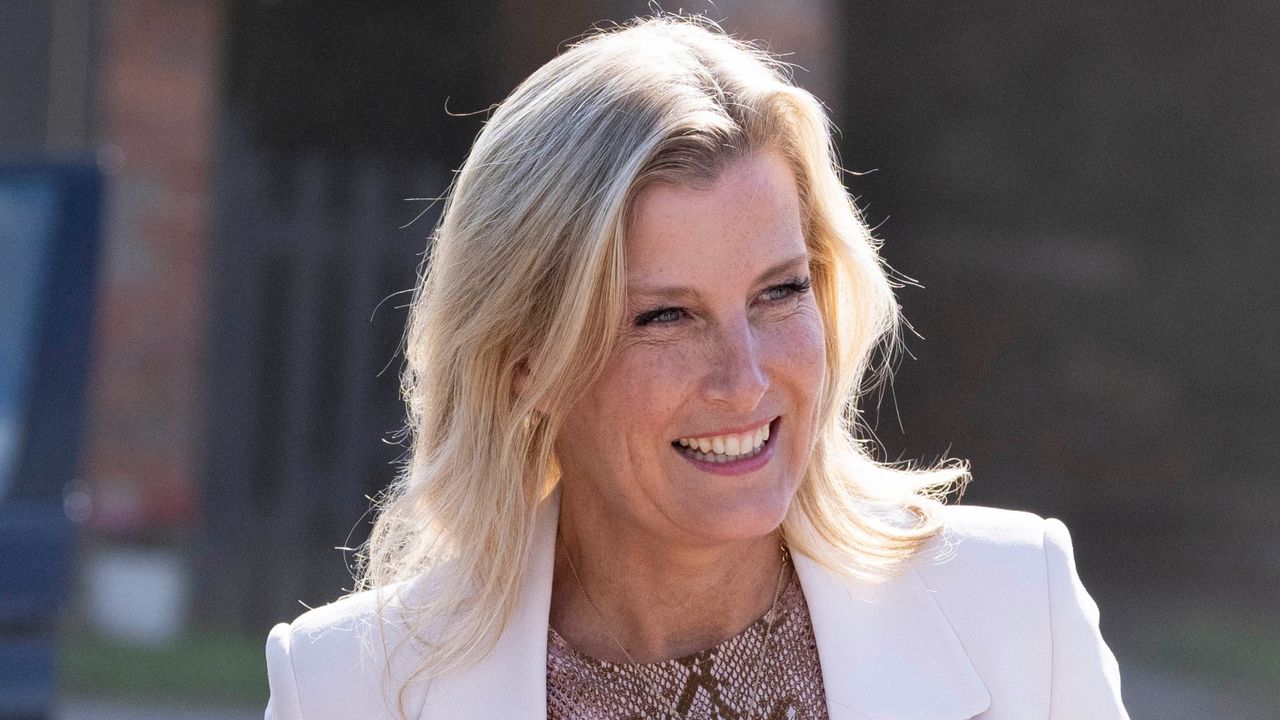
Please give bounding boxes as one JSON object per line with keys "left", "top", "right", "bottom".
{"left": 625, "top": 152, "right": 805, "bottom": 289}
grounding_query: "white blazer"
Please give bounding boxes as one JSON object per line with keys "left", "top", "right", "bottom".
{"left": 264, "top": 494, "right": 1129, "bottom": 719}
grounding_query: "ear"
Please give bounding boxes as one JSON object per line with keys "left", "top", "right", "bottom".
{"left": 512, "top": 358, "right": 530, "bottom": 399}
{"left": 512, "top": 358, "right": 551, "bottom": 417}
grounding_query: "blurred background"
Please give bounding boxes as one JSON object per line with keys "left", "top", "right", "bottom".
{"left": 2, "top": 1, "right": 1276, "bottom": 718}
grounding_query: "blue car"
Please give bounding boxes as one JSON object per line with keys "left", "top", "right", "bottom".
{"left": 0, "top": 163, "right": 100, "bottom": 719}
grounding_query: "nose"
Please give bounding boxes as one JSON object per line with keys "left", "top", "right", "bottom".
{"left": 702, "top": 317, "right": 768, "bottom": 413}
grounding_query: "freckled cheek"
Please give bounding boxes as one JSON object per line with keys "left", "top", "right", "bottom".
{"left": 602, "top": 351, "right": 693, "bottom": 430}
{"left": 762, "top": 314, "right": 827, "bottom": 388}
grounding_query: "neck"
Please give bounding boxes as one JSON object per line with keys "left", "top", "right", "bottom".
{"left": 550, "top": 493, "right": 787, "bottom": 663}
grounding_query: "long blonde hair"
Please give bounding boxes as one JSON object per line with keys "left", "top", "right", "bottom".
{"left": 357, "top": 15, "right": 967, "bottom": 687}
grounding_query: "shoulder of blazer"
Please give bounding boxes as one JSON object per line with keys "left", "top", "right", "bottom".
{"left": 936, "top": 503, "right": 1049, "bottom": 549}
{"left": 264, "top": 492, "right": 562, "bottom": 720}
{"left": 264, "top": 572, "right": 443, "bottom": 720}
{"left": 912, "top": 504, "right": 1054, "bottom": 622}
{"left": 910, "top": 506, "right": 1059, "bottom": 713}
{"left": 907, "top": 505, "right": 1129, "bottom": 718}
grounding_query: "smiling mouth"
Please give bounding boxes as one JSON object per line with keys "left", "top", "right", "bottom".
{"left": 671, "top": 418, "right": 777, "bottom": 464}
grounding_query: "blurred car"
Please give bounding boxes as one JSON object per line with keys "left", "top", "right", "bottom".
{"left": 0, "top": 163, "right": 100, "bottom": 720}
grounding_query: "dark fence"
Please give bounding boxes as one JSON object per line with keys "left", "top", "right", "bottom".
{"left": 197, "top": 113, "right": 441, "bottom": 631}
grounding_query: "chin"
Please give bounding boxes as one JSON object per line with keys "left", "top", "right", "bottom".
{"left": 668, "top": 486, "right": 795, "bottom": 545}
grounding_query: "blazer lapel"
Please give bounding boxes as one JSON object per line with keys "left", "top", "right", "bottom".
{"left": 794, "top": 551, "right": 991, "bottom": 720}
{"left": 415, "top": 492, "right": 559, "bottom": 719}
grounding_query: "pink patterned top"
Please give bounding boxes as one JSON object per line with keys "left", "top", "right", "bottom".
{"left": 546, "top": 571, "right": 829, "bottom": 720}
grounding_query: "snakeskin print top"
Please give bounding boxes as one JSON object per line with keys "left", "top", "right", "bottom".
{"left": 547, "top": 571, "right": 829, "bottom": 720}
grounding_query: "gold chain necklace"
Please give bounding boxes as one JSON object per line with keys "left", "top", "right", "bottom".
{"left": 557, "top": 535, "right": 791, "bottom": 719}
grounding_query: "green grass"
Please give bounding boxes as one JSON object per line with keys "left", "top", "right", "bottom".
{"left": 1148, "top": 618, "right": 1280, "bottom": 688}
{"left": 60, "top": 630, "right": 267, "bottom": 704}
{"left": 1107, "top": 592, "right": 1280, "bottom": 711}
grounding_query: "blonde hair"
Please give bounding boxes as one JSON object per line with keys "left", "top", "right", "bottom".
{"left": 356, "top": 15, "right": 967, "bottom": 691}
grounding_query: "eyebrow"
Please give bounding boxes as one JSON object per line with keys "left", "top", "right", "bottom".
{"left": 628, "top": 253, "right": 811, "bottom": 300}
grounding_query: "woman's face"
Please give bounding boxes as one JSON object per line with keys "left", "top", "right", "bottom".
{"left": 555, "top": 151, "right": 827, "bottom": 549}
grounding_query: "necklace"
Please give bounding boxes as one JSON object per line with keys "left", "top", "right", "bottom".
{"left": 557, "top": 535, "right": 791, "bottom": 719}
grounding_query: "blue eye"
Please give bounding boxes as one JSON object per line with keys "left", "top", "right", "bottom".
{"left": 762, "top": 277, "right": 813, "bottom": 302}
{"left": 632, "top": 278, "right": 811, "bottom": 327}
{"left": 634, "top": 307, "right": 684, "bottom": 326}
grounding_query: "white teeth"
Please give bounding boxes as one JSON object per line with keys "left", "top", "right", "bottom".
{"left": 675, "top": 421, "right": 774, "bottom": 462}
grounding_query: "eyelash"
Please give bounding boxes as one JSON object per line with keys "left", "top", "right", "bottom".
{"left": 632, "top": 276, "right": 813, "bottom": 327}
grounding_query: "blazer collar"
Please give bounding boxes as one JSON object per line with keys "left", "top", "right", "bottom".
{"left": 420, "top": 491, "right": 990, "bottom": 720}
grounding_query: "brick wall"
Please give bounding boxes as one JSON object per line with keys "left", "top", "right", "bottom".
{"left": 82, "top": 0, "right": 223, "bottom": 535}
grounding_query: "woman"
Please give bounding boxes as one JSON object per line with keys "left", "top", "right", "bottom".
{"left": 264, "top": 16, "right": 1129, "bottom": 720}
